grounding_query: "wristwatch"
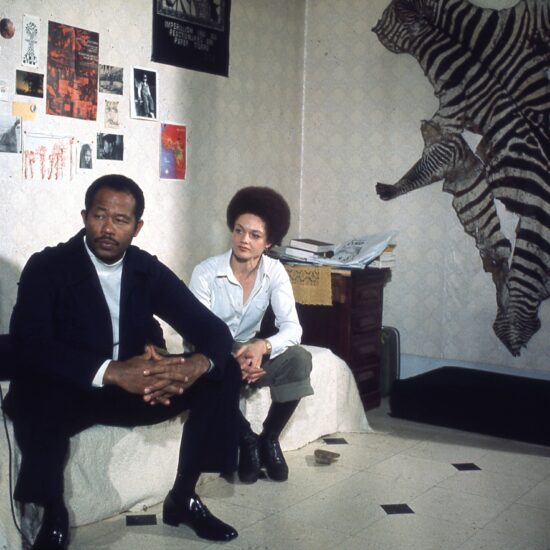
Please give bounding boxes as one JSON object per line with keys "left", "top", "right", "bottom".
{"left": 264, "top": 339, "right": 272, "bottom": 356}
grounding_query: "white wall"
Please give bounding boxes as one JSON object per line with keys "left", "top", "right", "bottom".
{"left": 2, "top": 0, "right": 548, "bottom": 377}
{"left": 0, "top": 0, "right": 305, "bottom": 332}
{"left": 300, "top": 0, "right": 550, "bottom": 377}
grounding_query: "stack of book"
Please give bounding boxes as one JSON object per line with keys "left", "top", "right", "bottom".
{"left": 276, "top": 238, "right": 335, "bottom": 261}
{"left": 368, "top": 244, "right": 396, "bottom": 269}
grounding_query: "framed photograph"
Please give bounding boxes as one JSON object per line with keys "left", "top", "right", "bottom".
{"left": 130, "top": 67, "right": 157, "bottom": 120}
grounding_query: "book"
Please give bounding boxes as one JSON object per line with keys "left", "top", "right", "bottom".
{"left": 288, "top": 238, "right": 334, "bottom": 253}
{"left": 280, "top": 246, "right": 317, "bottom": 260}
{"left": 368, "top": 244, "right": 397, "bottom": 269}
{"left": 368, "top": 259, "right": 395, "bottom": 268}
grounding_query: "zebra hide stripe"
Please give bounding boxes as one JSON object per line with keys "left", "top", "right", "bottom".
{"left": 373, "top": 0, "right": 550, "bottom": 355}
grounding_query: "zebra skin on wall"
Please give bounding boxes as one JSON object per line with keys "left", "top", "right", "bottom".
{"left": 373, "top": 0, "right": 550, "bottom": 356}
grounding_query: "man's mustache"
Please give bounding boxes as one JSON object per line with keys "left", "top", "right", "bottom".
{"left": 95, "top": 237, "right": 118, "bottom": 245}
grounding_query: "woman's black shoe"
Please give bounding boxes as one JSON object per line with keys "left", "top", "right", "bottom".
{"left": 259, "top": 435, "right": 288, "bottom": 481}
{"left": 238, "top": 432, "right": 261, "bottom": 483}
{"left": 162, "top": 491, "right": 238, "bottom": 541}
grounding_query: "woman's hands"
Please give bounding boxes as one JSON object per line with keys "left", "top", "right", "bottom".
{"left": 233, "top": 339, "right": 268, "bottom": 384}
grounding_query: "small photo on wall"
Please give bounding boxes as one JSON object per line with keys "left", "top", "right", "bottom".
{"left": 104, "top": 99, "right": 120, "bottom": 129}
{"left": 78, "top": 141, "right": 94, "bottom": 170}
{"left": 97, "top": 132, "right": 123, "bottom": 160}
{"left": 16, "top": 70, "right": 44, "bottom": 98}
{"left": 160, "top": 122, "right": 186, "bottom": 180}
{"left": 99, "top": 64, "right": 123, "bottom": 95}
{"left": 0, "top": 115, "right": 22, "bottom": 153}
{"left": 131, "top": 67, "right": 157, "bottom": 120}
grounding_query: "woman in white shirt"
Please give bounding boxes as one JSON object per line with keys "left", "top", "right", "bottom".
{"left": 189, "top": 186, "right": 313, "bottom": 483}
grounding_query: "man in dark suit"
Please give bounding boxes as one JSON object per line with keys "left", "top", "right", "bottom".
{"left": 4, "top": 174, "right": 240, "bottom": 549}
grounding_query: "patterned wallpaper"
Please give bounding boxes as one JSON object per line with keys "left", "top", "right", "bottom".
{"left": 301, "top": 0, "right": 549, "bottom": 374}
{"left": 1, "top": 0, "right": 547, "bottom": 374}
{"left": 0, "top": 0, "right": 305, "bottom": 331}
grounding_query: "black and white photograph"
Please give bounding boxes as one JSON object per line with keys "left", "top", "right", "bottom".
{"left": 15, "top": 69, "right": 44, "bottom": 98}
{"left": 130, "top": 67, "right": 157, "bottom": 120}
{"left": 78, "top": 142, "right": 93, "bottom": 169}
{"left": 0, "top": 116, "right": 22, "bottom": 153}
{"left": 99, "top": 64, "right": 123, "bottom": 95}
{"left": 96, "top": 132, "right": 124, "bottom": 160}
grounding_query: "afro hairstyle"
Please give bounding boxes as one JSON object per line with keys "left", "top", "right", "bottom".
{"left": 226, "top": 186, "right": 291, "bottom": 245}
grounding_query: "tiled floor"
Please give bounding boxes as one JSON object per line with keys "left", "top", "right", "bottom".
{"left": 71, "top": 399, "right": 550, "bottom": 549}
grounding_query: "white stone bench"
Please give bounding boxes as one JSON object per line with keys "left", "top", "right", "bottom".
{"left": 0, "top": 345, "right": 370, "bottom": 549}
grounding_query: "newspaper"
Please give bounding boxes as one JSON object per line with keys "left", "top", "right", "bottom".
{"left": 274, "top": 230, "right": 398, "bottom": 268}
{"left": 310, "top": 231, "right": 398, "bottom": 268}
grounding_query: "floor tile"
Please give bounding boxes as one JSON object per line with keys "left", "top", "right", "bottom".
{"left": 517, "top": 478, "right": 550, "bottom": 511}
{"left": 457, "top": 528, "right": 549, "bottom": 550}
{"left": 365, "top": 452, "right": 457, "bottom": 486}
{"left": 475, "top": 449, "right": 550, "bottom": 482}
{"left": 483, "top": 502, "right": 550, "bottom": 547}
{"left": 351, "top": 513, "right": 477, "bottom": 550}
{"left": 410, "top": 486, "right": 510, "bottom": 529}
{"left": 437, "top": 469, "right": 540, "bottom": 503}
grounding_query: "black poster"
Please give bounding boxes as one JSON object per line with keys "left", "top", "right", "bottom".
{"left": 152, "top": 0, "right": 231, "bottom": 77}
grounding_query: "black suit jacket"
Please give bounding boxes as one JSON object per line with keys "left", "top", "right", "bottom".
{"left": 9, "top": 230, "right": 233, "bottom": 390}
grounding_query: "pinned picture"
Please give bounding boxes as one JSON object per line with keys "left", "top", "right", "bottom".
{"left": 46, "top": 21, "right": 99, "bottom": 121}
{"left": 0, "top": 80, "right": 9, "bottom": 102}
{"left": 104, "top": 99, "right": 120, "bottom": 129}
{"left": 160, "top": 122, "right": 186, "bottom": 180}
{"left": 0, "top": 115, "right": 22, "bottom": 153}
{"left": 23, "top": 132, "right": 76, "bottom": 181}
{"left": 97, "top": 132, "right": 124, "bottom": 160}
{"left": 131, "top": 67, "right": 157, "bottom": 120}
{"left": 99, "top": 64, "right": 123, "bottom": 95}
{"left": 21, "top": 14, "right": 40, "bottom": 69}
{"left": 78, "top": 142, "right": 94, "bottom": 170}
{"left": 16, "top": 69, "right": 44, "bottom": 98}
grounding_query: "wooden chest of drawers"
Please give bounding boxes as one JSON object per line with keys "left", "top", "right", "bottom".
{"left": 295, "top": 268, "right": 391, "bottom": 410}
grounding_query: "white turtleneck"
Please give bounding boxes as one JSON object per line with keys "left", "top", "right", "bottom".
{"left": 84, "top": 237, "right": 124, "bottom": 386}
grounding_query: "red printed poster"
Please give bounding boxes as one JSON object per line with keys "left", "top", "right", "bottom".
{"left": 46, "top": 21, "right": 99, "bottom": 120}
{"left": 160, "top": 123, "right": 186, "bottom": 180}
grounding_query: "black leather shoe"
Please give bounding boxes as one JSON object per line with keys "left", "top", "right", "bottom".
{"left": 162, "top": 491, "right": 238, "bottom": 541}
{"left": 31, "top": 504, "right": 69, "bottom": 550}
{"left": 259, "top": 435, "right": 288, "bottom": 481}
{"left": 238, "top": 432, "right": 261, "bottom": 483}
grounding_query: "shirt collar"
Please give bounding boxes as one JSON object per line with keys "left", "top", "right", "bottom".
{"left": 218, "top": 249, "right": 269, "bottom": 284}
{"left": 83, "top": 235, "right": 125, "bottom": 271}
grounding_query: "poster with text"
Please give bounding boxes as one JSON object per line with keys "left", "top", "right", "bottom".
{"left": 160, "top": 123, "right": 186, "bottom": 180}
{"left": 23, "top": 132, "right": 76, "bottom": 181}
{"left": 152, "top": 0, "right": 231, "bottom": 77}
{"left": 46, "top": 21, "right": 99, "bottom": 120}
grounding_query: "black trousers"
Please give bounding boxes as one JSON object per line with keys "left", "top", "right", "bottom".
{"left": 3, "top": 360, "right": 241, "bottom": 504}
